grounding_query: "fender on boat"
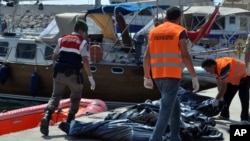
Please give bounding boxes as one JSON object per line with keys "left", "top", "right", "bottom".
{"left": 29, "top": 72, "right": 40, "bottom": 97}
{"left": 0, "top": 98, "right": 107, "bottom": 135}
{"left": 89, "top": 45, "right": 103, "bottom": 63}
{"left": 0, "top": 65, "right": 9, "bottom": 85}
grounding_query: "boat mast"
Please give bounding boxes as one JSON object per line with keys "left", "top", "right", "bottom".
{"left": 2, "top": 0, "right": 19, "bottom": 33}
{"left": 95, "top": 0, "right": 101, "bottom": 8}
{"left": 10, "top": 0, "right": 19, "bottom": 32}
{"left": 0, "top": 0, "right": 2, "bottom": 34}
{"left": 155, "top": 0, "right": 158, "bottom": 24}
{"left": 179, "top": 0, "right": 184, "bottom": 26}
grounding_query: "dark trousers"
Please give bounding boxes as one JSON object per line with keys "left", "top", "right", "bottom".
{"left": 220, "top": 76, "right": 249, "bottom": 121}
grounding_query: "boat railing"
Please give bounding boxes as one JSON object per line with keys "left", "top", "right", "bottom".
{"left": 97, "top": 40, "right": 138, "bottom": 65}
{"left": 227, "top": 31, "right": 239, "bottom": 45}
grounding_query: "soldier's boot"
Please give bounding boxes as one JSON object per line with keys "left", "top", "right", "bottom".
{"left": 40, "top": 109, "right": 52, "bottom": 136}
{"left": 66, "top": 113, "right": 75, "bottom": 123}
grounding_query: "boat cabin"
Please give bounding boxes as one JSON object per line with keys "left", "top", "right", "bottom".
{"left": 184, "top": 6, "right": 250, "bottom": 44}
{"left": 0, "top": 33, "right": 54, "bottom": 65}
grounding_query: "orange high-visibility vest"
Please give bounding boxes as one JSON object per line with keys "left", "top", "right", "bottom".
{"left": 215, "top": 57, "right": 247, "bottom": 85}
{"left": 149, "top": 22, "right": 185, "bottom": 79}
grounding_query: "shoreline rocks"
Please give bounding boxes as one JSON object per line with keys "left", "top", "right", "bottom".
{"left": 1, "top": 4, "right": 94, "bottom": 30}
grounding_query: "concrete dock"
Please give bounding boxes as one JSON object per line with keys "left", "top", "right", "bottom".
{"left": 0, "top": 87, "right": 249, "bottom": 141}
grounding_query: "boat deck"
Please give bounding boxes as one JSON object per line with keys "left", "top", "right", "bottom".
{"left": 0, "top": 87, "right": 249, "bottom": 141}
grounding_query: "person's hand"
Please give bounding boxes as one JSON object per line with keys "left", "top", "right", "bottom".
{"left": 212, "top": 99, "right": 219, "bottom": 107}
{"left": 212, "top": 97, "right": 224, "bottom": 107}
{"left": 192, "top": 77, "right": 199, "bottom": 92}
{"left": 88, "top": 76, "right": 95, "bottom": 91}
{"left": 246, "top": 68, "right": 250, "bottom": 76}
{"left": 144, "top": 77, "right": 153, "bottom": 89}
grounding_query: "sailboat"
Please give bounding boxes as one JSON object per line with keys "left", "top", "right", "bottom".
{"left": 0, "top": 2, "right": 218, "bottom": 103}
{"left": 184, "top": 5, "right": 250, "bottom": 65}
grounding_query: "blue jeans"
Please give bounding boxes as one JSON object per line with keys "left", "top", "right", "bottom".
{"left": 149, "top": 78, "right": 182, "bottom": 141}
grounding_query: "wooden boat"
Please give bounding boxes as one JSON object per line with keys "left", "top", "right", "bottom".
{"left": 0, "top": 98, "right": 107, "bottom": 135}
{"left": 0, "top": 3, "right": 217, "bottom": 103}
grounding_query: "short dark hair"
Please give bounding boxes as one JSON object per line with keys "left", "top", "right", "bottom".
{"left": 201, "top": 58, "right": 216, "bottom": 68}
{"left": 166, "top": 6, "right": 181, "bottom": 21}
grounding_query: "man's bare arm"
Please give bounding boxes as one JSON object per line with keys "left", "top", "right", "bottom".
{"left": 82, "top": 56, "right": 92, "bottom": 76}
{"left": 143, "top": 45, "right": 151, "bottom": 78}
{"left": 179, "top": 38, "right": 196, "bottom": 78}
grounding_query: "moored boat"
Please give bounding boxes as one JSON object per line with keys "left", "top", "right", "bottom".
{"left": 184, "top": 5, "right": 250, "bottom": 65}
{"left": 0, "top": 98, "right": 107, "bottom": 135}
{"left": 0, "top": 3, "right": 218, "bottom": 103}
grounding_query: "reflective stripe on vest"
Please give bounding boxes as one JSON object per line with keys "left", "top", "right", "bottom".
{"left": 149, "top": 22, "right": 185, "bottom": 79}
{"left": 215, "top": 57, "right": 247, "bottom": 85}
{"left": 150, "top": 53, "right": 182, "bottom": 68}
{"left": 59, "top": 34, "right": 85, "bottom": 55}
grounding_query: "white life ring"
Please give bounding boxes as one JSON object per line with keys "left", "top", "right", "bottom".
{"left": 234, "top": 39, "right": 246, "bottom": 58}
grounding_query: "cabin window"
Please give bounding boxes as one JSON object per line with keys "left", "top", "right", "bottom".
{"left": 16, "top": 43, "right": 36, "bottom": 59}
{"left": 188, "top": 16, "right": 205, "bottom": 31}
{"left": 196, "top": 16, "right": 206, "bottom": 27}
{"left": 111, "top": 67, "right": 124, "bottom": 74}
{"left": 127, "top": 9, "right": 152, "bottom": 17}
{"left": 138, "top": 9, "right": 152, "bottom": 16}
{"left": 240, "top": 17, "right": 247, "bottom": 31}
{"left": 90, "top": 65, "right": 97, "bottom": 73}
{"left": 44, "top": 45, "right": 55, "bottom": 60}
{"left": 212, "top": 16, "right": 225, "bottom": 30}
{"left": 0, "top": 42, "right": 8, "bottom": 57}
{"left": 229, "top": 16, "right": 235, "bottom": 24}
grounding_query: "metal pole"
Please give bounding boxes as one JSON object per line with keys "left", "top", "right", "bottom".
{"left": 95, "top": 0, "right": 101, "bottom": 8}
{"left": 179, "top": 0, "right": 184, "bottom": 26}
{"left": 156, "top": 0, "right": 158, "bottom": 19}
{"left": 0, "top": 0, "right": 2, "bottom": 34}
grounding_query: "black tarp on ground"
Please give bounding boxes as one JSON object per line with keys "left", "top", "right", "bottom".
{"left": 66, "top": 119, "right": 153, "bottom": 141}
{"left": 178, "top": 90, "right": 226, "bottom": 117}
{"left": 59, "top": 89, "right": 224, "bottom": 141}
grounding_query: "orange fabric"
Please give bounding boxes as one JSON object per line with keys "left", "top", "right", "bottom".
{"left": 89, "top": 45, "right": 103, "bottom": 63}
{"left": 149, "top": 22, "right": 185, "bottom": 79}
{"left": 215, "top": 57, "right": 247, "bottom": 85}
{"left": 0, "top": 98, "right": 107, "bottom": 136}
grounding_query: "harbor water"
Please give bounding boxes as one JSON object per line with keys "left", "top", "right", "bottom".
{"left": 0, "top": 94, "right": 135, "bottom": 112}
{"left": 0, "top": 97, "right": 46, "bottom": 112}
